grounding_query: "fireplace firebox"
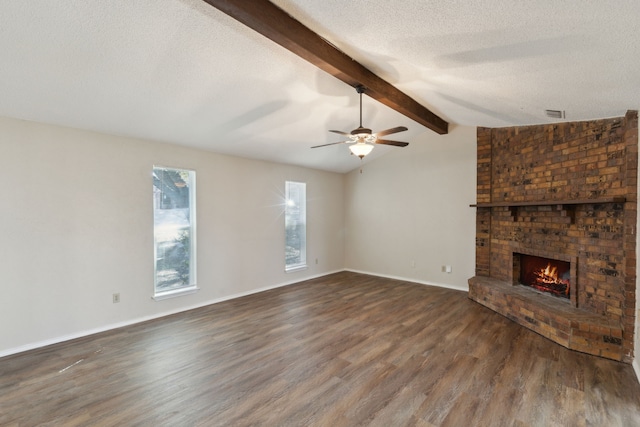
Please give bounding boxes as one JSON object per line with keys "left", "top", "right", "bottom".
{"left": 514, "top": 253, "right": 572, "bottom": 301}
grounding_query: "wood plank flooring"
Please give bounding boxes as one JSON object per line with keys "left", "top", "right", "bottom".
{"left": 1, "top": 271, "right": 639, "bottom": 426}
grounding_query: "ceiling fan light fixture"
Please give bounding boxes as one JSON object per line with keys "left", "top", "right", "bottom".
{"left": 349, "top": 142, "right": 374, "bottom": 159}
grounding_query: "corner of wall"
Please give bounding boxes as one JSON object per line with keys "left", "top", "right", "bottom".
{"left": 636, "top": 109, "right": 640, "bottom": 378}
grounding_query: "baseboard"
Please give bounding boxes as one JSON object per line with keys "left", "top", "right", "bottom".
{"left": 0, "top": 269, "right": 344, "bottom": 359}
{"left": 634, "top": 358, "right": 640, "bottom": 384}
{"left": 344, "top": 268, "right": 469, "bottom": 292}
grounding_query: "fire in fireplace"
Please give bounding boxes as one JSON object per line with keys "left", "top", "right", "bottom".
{"left": 519, "top": 254, "right": 570, "bottom": 299}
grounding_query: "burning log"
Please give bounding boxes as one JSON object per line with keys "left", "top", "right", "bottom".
{"left": 532, "top": 263, "right": 570, "bottom": 297}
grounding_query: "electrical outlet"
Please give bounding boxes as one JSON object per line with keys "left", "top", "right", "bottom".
{"left": 315, "top": 258, "right": 318, "bottom": 265}
{"left": 411, "top": 260, "right": 416, "bottom": 268}
{"left": 113, "top": 293, "right": 120, "bottom": 303}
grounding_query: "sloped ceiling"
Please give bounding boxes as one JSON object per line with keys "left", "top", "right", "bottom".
{"left": 1, "top": 0, "right": 639, "bottom": 173}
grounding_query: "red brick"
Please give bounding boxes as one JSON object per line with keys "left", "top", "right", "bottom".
{"left": 472, "top": 112, "right": 638, "bottom": 363}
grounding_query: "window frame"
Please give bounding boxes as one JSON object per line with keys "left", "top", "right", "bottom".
{"left": 152, "top": 166, "right": 198, "bottom": 300}
{"left": 285, "top": 180, "right": 307, "bottom": 272}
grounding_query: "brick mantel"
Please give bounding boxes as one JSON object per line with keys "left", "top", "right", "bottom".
{"left": 469, "top": 111, "right": 638, "bottom": 363}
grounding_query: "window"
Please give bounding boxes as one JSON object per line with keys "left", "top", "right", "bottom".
{"left": 285, "top": 181, "right": 307, "bottom": 271}
{"left": 153, "top": 166, "right": 197, "bottom": 299}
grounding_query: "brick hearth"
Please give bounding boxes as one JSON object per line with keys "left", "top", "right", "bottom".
{"left": 469, "top": 111, "right": 637, "bottom": 363}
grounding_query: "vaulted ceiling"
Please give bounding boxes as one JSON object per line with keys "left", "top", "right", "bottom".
{"left": 1, "top": 1, "right": 639, "bottom": 172}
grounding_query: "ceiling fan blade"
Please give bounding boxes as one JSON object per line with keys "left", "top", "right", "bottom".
{"left": 376, "top": 139, "right": 409, "bottom": 147}
{"left": 311, "top": 141, "right": 349, "bottom": 148}
{"left": 329, "top": 129, "right": 352, "bottom": 136}
{"left": 375, "top": 126, "right": 408, "bottom": 137}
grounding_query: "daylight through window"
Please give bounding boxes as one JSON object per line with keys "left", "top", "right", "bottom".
{"left": 153, "top": 166, "right": 197, "bottom": 298}
{"left": 285, "top": 181, "right": 307, "bottom": 271}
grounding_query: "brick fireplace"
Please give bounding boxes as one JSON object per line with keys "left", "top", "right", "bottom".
{"left": 468, "top": 111, "right": 637, "bottom": 363}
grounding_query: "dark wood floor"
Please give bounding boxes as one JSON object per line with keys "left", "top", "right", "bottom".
{"left": 2, "top": 272, "right": 639, "bottom": 426}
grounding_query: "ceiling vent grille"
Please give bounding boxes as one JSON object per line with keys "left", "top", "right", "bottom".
{"left": 545, "top": 109, "right": 566, "bottom": 119}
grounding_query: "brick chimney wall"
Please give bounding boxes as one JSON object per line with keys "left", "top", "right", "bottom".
{"left": 470, "top": 111, "right": 637, "bottom": 362}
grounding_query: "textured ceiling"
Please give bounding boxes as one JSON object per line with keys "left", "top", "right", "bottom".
{"left": 1, "top": 0, "right": 639, "bottom": 173}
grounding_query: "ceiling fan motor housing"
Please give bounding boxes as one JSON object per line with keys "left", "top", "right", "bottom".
{"left": 351, "top": 126, "right": 372, "bottom": 135}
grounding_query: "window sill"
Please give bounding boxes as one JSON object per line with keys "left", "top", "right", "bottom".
{"left": 285, "top": 265, "right": 308, "bottom": 273}
{"left": 153, "top": 286, "right": 199, "bottom": 301}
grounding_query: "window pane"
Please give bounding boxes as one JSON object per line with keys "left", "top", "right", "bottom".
{"left": 153, "top": 167, "right": 196, "bottom": 295}
{"left": 285, "top": 181, "right": 306, "bottom": 270}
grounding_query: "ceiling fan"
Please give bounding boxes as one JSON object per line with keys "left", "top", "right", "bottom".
{"left": 311, "top": 85, "right": 409, "bottom": 159}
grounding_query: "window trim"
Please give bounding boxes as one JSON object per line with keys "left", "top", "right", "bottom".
{"left": 152, "top": 286, "right": 199, "bottom": 301}
{"left": 285, "top": 180, "right": 307, "bottom": 272}
{"left": 152, "top": 166, "right": 197, "bottom": 299}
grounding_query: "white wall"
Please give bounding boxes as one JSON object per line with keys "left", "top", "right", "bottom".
{"left": 0, "top": 116, "right": 344, "bottom": 356}
{"left": 344, "top": 125, "right": 477, "bottom": 290}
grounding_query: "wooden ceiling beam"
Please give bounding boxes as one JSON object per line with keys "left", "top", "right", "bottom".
{"left": 201, "top": 0, "right": 448, "bottom": 135}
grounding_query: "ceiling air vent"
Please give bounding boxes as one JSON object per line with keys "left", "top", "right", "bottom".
{"left": 545, "top": 109, "right": 566, "bottom": 119}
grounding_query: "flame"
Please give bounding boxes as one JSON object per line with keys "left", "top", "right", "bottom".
{"left": 541, "top": 263, "right": 557, "bottom": 280}
{"left": 532, "top": 262, "right": 570, "bottom": 297}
